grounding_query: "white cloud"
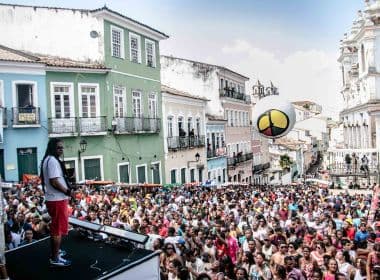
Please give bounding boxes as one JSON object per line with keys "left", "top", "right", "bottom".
{"left": 214, "top": 39, "right": 343, "bottom": 118}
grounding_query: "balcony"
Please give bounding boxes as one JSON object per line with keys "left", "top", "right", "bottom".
{"left": 207, "top": 146, "right": 227, "bottom": 158}
{"left": 48, "top": 117, "right": 78, "bottom": 136}
{"left": 227, "top": 152, "right": 253, "bottom": 166}
{"left": 79, "top": 116, "right": 107, "bottom": 135}
{"left": 12, "top": 107, "right": 40, "bottom": 126}
{"left": 1, "top": 107, "right": 7, "bottom": 127}
{"left": 219, "top": 88, "right": 249, "bottom": 103}
{"left": 167, "top": 135, "right": 205, "bottom": 150}
{"left": 115, "top": 117, "right": 160, "bottom": 134}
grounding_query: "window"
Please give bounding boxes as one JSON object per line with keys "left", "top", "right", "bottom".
{"left": 113, "top": 86, "right": 126, "bottom": 118}
{"left": 167, "top": 116, "right": 173, "bottom": 137}
{"left": 181, "top": 168, "right": 186, "bottom": 184}
{"left": 64, "top": 159, "right": 77, "bottom": 183}
{"left": 118, "top": 163, "right": 130, "bottom": 183}
{"left": 148, "top": 93, "right": 157, "bottom": 118}
{"left": 145, "top": 39, "right": 156, "bottom": 67}
{"left": 151, "top": 162, "right": 161, "bottom": 184}
{"left": 187, "top": 117, "right": 193, "bottom": 135}
{"left": 51, "top": 83, "right": 74, "bottom": 119}
{"left": 111, "top": 25, "right": 124, "bottom": 58}
{"left": 83, "top": 157, "right": 103, "bottom": 181}
{"left": 178, "top": 116, "right": 184, "bottom": 136}
{"left": 132, "top": 91, "right": 142, "bottom": 117}
{"left": 198, "top": 169, "right": 203, "bottom": 182}
{"left": 80, "top": 84, "right": 99, "bottom": 118}
{"left": 190, "top": 169, "right": 195, "bottom": 182}
{"left": 14, "top": 82, "right": 36, "bottom": 108}
{"left": 136, "top": 165, "right": 147, "bottom": 183}
{"left": 196, "top": 118, "right": 201, "bottom": 136}
{"left": 171, "top": 169, "right": 177, "bottom": 184}
{"left": 129, "top": 33, "right": 141, "bottom": 63}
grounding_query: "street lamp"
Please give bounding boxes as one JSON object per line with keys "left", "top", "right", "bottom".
{"left": 187, "top": 152, "right": 200, "bottom": 168}
{"left": 78, "top": 138, "right": 87, "bottom": 159}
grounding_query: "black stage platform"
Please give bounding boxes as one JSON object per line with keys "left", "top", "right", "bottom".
{"left": 5, "top": 230, "right": 160, "bottom": 280}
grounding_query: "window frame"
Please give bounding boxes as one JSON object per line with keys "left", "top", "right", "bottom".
{"left": 110, "top": 25, "right": 125, "bottom": 59}
{"left": 136, "top": 163, "right": 147, "bottom": 184}
{"left": 12, "top": 80, "right": 38, "bottom": 108}
{"left": 81, "top": 155, "right": 104, "bottom": 181}
{"left": 129, "top": 32, "right": 142, "bottom": 63}
{"left": 113, "top": 85, "right": 126, "bottom": 118}
{"left": 145, "top": 39, "right": 156, "bottom": 67}
{"left": 78, "top": 83, "right": 100, "bottom": 118}
{"left": 117, "top": 162, "right": 130, "bottom": 183}
{"left": 150, "top": 161, "right": 161, "bottom": 184}
{"left": 50, "top": 82, "right": 75, "bottom": 119}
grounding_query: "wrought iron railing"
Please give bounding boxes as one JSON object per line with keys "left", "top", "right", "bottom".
{"left": 219, "top": 88, "right": 248, "bottom": 102}
{"left": 12, "top": 107, "right": 40, "bottom": 125}
{"left": 79, "top": 116, "right": 107, "bottom": 134}
{"left": 115, "top": 117, "right": 161, "bottom": 133}
{"left": 48, "top": 117, "right": 77, "bottom": 134}
{"left": 227, "top": 152, "right": 253, "bottom": 166}
{"left": 167, "top": 135, "right": 205, "bottom": 150}
{"left": 207, "top": 147, "right": 227, "bottom": 158}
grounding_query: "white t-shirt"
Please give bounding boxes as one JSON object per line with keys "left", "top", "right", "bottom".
{"left": 43, "top": 156, "right": 69, "bottom": 202}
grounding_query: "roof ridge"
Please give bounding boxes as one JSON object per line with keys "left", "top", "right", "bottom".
{"left": 161, "top": 55, "right": 249, "bottom": 80}
{"left": 0, "top": 2, "right": 90, "bottom": 12}
{"left": 0, "top": 44, "right": 40, "bottom": 61}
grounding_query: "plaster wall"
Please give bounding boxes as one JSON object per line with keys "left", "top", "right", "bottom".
{"left": 160, "top": 57, "right": 224, "bottom": 118}
{"left": 0, "top": 5, "right": 104, "bottom": 61}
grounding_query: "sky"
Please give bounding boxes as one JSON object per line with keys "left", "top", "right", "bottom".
{"left": 5, "top": 0, "right": 365, "bottom": 118}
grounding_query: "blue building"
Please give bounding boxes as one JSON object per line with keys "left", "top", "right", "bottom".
{"left": 206, "top": 116, "right": 227, "bottom": 184}
{"left": 0, "top": 45, "right": 48, "bottom": 182}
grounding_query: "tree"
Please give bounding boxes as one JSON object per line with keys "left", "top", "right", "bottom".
{"left": 279, "top": 154, "right": 293, "bottom": 172}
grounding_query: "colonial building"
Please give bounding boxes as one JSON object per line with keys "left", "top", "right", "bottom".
{"left": 206, "top": 114, "right": 227, "bottom": 184}
{"left": 161, "top": 56, "right": 253, "bottom": 183}
{"left": 0, "top": 45, "right": 48, "bottom": 181}
{"left": 161, "top": 85, "right": 207, "bottom": 184}
{"left": 331, "top": 0, "right": 380, "bottom": 185}
{"left": 0, "top": 4, "right": 168, "bottom": 183}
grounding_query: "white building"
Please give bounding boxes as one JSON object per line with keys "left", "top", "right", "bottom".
{"left": 161, "top": 55, "right": 253, "bottom": 183}
{"left": 333, "top": 0, "right": 380, "bottom": 181}
{"left": 161, "top": 85, "right": 208, "bottom": 184}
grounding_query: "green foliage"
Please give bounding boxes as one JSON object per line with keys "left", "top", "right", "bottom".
{"left": 279, "top": 154, "right": 293, "bottom": 171}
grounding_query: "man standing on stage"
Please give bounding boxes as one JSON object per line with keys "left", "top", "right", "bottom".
{"left": 40, "top": 138, "right": 72, "bottom": 267}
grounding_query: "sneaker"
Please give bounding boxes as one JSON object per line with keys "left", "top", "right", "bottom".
{"left": 59, "top": 249, "right": 67, "bottom": 257}
{"left": 50, "top": 256, "right": 72, "bottom": 267}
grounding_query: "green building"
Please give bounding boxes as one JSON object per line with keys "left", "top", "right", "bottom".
{"left": 3, "top": 5, "right": 169, "bottom": 183}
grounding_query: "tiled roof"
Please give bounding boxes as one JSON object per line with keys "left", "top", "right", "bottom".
{"left": 0, "top": 44, "right": 108, "bottom": 70}
{"left": 0, "top": 44, "right": 40, "bottom": 63}
{"left": 161, "top": 85, "right": 209, "bottom": 101}
{"left": 36, "top": 54, "right": 108, "bottom": 70}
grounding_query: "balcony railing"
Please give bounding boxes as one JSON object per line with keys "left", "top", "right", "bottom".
{"left": 219, "top": 88, "right": 249, "bottom": 102}
{"left": 1, "top": 107, "right": 7, "bottom": 126}
{"left": 48, "top": 117, "right": 77, "bottom": 135}
{"left": 167, "top": 135, "right": 205, "bottom": 150}
{"left": 79, "top": 116, "right": 107, "bottom": 134}
{"left": 207, "top": 147, "right": 227, "bottom": 158}
{"left": 12, "top": 107, "right": 40, "bottom": 125}
{"left": 115, "top": 117, "right": 160, "bottom": 134}
{"left": 227, "top": 152, "right": 253, "bottom": 166}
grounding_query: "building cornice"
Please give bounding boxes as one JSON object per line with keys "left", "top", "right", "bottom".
{"left": 92, "top": 9, "right": 169, "bottom": 41}
{"left": 339, "top": 99, "right": 380, "bottom": 117}
{"left": 46, "top": 66, "right": 109, "bottom": 74}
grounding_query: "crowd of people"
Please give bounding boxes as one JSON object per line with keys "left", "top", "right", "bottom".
{"left": 2, "top": 180, "right": 380, "bottom": 280}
